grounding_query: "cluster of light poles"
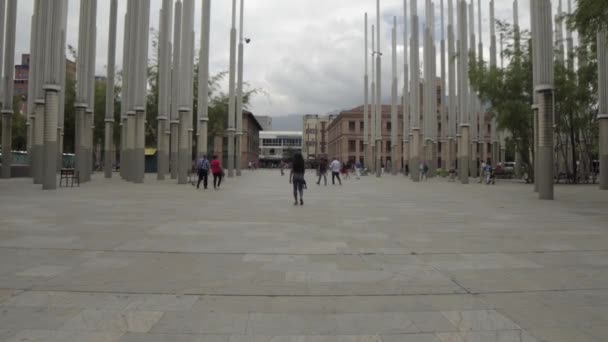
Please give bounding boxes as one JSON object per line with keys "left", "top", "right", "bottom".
{"left": 360, "top": 0, "right": 605, "bottom": 199}
{"left": 0, "top": 1, "right": 605, "bottom": 196}
{"left": 2, "top": 0, "right": 252, "bottom": 189}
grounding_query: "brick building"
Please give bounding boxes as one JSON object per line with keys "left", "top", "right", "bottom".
{"left": 240, "top": 111, "right": 263, "bottom": 166}
{"left": 302, "top": 114, "right": 336, "bottom": 160}
{"left": 213, "top": 110, "right": 263, "bottom": 167}
{"left": 327, "top": 105, "right": 405, "bottom": 168}
{"left": 14, "top": 54, "right": 76, "bottom": 113}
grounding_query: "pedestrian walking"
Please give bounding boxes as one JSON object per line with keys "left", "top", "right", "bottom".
{"left": 196, "top": 155, "right": 210, "bottom": 189}
{"left": 421, "top": 163, "right": 428, "bottom": 181}
{"left": 479, "top": 161, "right": 487, "bottom": 183}
{"left": 330, "top": 158, "right": 342, "bottom": 185}
{"left": 317, "top": 158, "right": 328, "bottom": 186}
{"left": 355, "top": 160, "right": 362, "bottom": 179}
{"left": 289, "top": 153, "right": 306, "bottom": 206}
{"left": 341, "top": 162, "right": 350, "bottom": 180}
{"left": 280, "top": 161, "right": 285, "bottom": 176}
{"left": 210, "top": 155, "right": 223, "bottom": 190}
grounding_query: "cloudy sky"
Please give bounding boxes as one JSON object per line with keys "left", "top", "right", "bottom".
{"left": 14, "top": 0, "right": 554, "bottom": 117}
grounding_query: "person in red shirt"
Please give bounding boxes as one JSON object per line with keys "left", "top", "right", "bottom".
{"left": 210, "top": 155, "right": 223, "bottom": 189}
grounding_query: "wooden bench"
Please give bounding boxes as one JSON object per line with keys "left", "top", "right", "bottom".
{"left": 59, "top": 168, "right": 79, "bottom": 187}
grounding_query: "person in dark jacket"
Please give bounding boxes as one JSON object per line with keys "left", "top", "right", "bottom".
{"left": 290, "top": 153, "right": 306, "bottom": 206}
{"left": 196, "top": 155, "right": 210, "bottom": 189}
{"left": 317, "top": 158, "right": 328, "bottom": 186}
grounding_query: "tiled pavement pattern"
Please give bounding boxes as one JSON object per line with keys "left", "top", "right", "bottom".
{"left": 1, "top": 171, "right": 607, "bottom": 341}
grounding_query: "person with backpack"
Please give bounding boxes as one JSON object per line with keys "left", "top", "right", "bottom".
{"left": 210, "top": 155, "right": 223, "bottom": 190}
{"left": 290, "top": 153, "right": 306, "bottom": 205}
{"left": 196, "top": 155, "right": 210, "bottom": 189}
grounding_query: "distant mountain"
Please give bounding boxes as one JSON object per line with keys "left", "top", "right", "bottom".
{"left": 269, "top": 115, "right": 303, "bottom": 131}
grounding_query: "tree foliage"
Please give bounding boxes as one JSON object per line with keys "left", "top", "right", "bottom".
{"left": 567, "top": 0, "right": 608, "bottom": 43}
{"left": 469, "top": 16, "right": 599, "bottom": 183}
{"left": 469, "top": 21, "right": 535, "bottom": 178}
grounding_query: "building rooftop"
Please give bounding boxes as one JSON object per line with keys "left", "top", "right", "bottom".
{"left": 260, "top": 131, "right": 302, "bottom": 137}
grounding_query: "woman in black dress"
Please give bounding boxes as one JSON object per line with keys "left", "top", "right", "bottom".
{"left": 289, "top": 153, "right": 306, "bottom": 206}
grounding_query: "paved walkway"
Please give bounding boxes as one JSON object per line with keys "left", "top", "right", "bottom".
{"left": 0, "top": 170, "right": 607, "bottom": 342}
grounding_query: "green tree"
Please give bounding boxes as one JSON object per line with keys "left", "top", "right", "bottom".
{"left": 0, "top": 95, "right": 27, "bottom": 151}
{"left": 469, "top": 21, "right": 535, "bottom": 180}
{"left": 470, "top": 19, "right": 599, "bottom": 183}
{"left": 567, "top": 0, "right": 608, "bottom": 42}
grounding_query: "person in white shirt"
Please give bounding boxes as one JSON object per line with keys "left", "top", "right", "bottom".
{"left": 330, "top": 158, "right": 342, "bottom": 185}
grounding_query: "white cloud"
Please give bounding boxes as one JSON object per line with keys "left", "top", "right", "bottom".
{"left": 13, "top": 0, "right": 566, "bottom": 117}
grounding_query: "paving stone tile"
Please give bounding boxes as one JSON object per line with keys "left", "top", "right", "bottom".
{"left": 228, "top": 336, "right": 382, "bottom": 342}
{"left": 124, "top": 294, "right": 200, "bottom": 311}
{"left": 407, "top": 312, "right": 459, "bottom": 333}
{"left": 150, "top": 312, "right": 248, "bottom": 334}
{"left": 15, "top": 265, "right": 72, "bottom": 277}
{"left": 0, "top": 328, "right": 17, "bottom": 340}
{"left": 2, "top": 291, "right": 134, "bottom": 310}
{"left": 117, "top": 332, "right": 229, "bottom": 342}
{"left": 61, "top": 309, "right": 164, "bottom": 333}
{"left": 0, "top": 306, "right": 81, "bottom": 330}
{"left": 526, "top": 328, "right": 600, "bottom": 342}
{"left": 0, "top": 288, "right": 19, "bottom": 304}
{"left": 441, "top": 310, "right": 520, "bottom": 332}
{"left": 436, "top": 330, "right": 539, "bottom": 342}
{"left": 333, "top": 313, "right": 420, "bottom": 334}
{"left": 380, "top": 334, "right": 441, "bottom": 342}
{"left": 4, "top": 329, "right": 123, "bottom": 342}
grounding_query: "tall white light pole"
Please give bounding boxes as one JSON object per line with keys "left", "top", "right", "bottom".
{"left": 42, "top": 0, "right": 67, "bottom": 189}
{"left": 490, "top": 0, "right": 499, "bottom": 167}
{"left": 375, "top": 0, "right": 382, "bottom": 178}
{"left": 104, "top": 0, "right": 117, "bottom": 179}
{"left": 391, "top": 16, "right": 398, "bottom": 175}
{"left": 532, "top": 0, "right": 555, "bottom": 200}
{"left": 177, "top": 0, "right": 193, "bottom": 184}
{"left": 468, "top": 1, "right": 478, "bottom": 178}
{"left": 0, "top": 0, "right": 15, "bottom": 179}
{"left": 157, "top": 0, "right": 173, "bottom": 180}
{"left": 447, "top": 0, "right": 456, "bottom": 172}
{"left": 364, "top": 13, "right": 369, "bottom": 169}
{"left": 440, "top": 0, "right": 446, "bottom": 170}
{"left": 477, "top": 0, "right": 485, "bottom": 167}
{"left": 370, "top": 25, "right": 376, "bottom": 174}
{"left": 403, "top": 0, "right": 410, "bottom": 176}
{"left": 565, "top": 0, "right": 574, "bottom": 70}
{"left": 236, "top": 0, "right": 245, "bottom": 176}
{"left": 599, "top": 29, "right": 608, "bottom": 190}
{"left": 457, "top": 0, "right": 470, "bottom": 183}
{"left": 198, "top": 0, "right": 211, "bottom": 161}
{"left": 227, "top": 0, "right": 237, "bottom": 177}
{"left": 410, "top": 0, "right": 421, "bottom": 182}
{"left": 170, "top": 1, "right": 182, "bottom": 180}
{"left": 57, "top": 3, "right": 68, "bottom": 173}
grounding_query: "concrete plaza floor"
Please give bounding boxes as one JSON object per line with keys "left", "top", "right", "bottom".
{"left": 1, "top": 170, "right": 608, "bottom": 342}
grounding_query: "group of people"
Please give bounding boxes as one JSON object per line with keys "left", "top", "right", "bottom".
{"left": 195, "top": 155, "right": 225, "bottom": 190}
{"left": 287, "top": 155, "right": 360, "bottom": 206}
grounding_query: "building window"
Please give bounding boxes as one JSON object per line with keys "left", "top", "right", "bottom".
{"left": 360, "top": 141, "right": 364, "bottom": 151}
{"left": 360, "top": 121, "right": 364, "bottom": 131}
{"left": 348, "top": 121, "right": 356, "bottom": 132}
{"left": 386, "top": 141, "right": 391, "bottom": 152}
{"left": 387, "top": 122, "right": 391, "bottom": 131}
{"left": 348, "top": 140, "right": 356, "bottom": 153}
